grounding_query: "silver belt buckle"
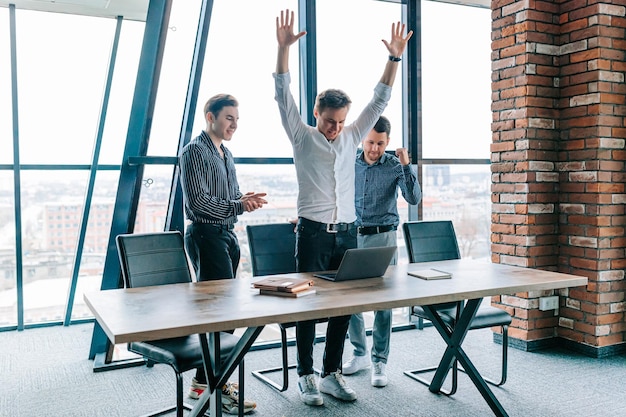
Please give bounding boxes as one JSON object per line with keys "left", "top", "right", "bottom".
{"left": 326, "top": 223, "right": 338, "bottom": 233}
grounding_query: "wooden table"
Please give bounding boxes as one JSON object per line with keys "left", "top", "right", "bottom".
{"left": 84, "top": 259, "right": 587, "bottom": 417}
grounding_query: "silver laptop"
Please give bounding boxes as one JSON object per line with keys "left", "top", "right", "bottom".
{"left": 314, "top": 246, "right": 397, "bottom": 282}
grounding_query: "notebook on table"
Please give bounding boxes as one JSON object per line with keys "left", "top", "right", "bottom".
{"left": 314, "top": 246, "right": 397, "bottom": 282}
{"left": 408, "top": 268, "right": 452, "bottom": 280}
{"left": 252, "top": 276, "right": 313, "bottom": 293}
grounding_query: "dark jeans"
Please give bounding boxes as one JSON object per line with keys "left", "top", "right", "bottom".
{"left": 294, "top": 217, "right": 357, "bottom": 377}
{"left": 184, "top": 222, "right": 239, "bottom": 384}
{"left": 184, "top": 222, "right": 240, "bottom": 281}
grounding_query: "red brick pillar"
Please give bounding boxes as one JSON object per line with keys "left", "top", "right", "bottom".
{"left": 491, "top": 0, "right": 626, "bottom": 355}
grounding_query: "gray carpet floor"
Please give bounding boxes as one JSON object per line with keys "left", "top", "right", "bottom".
{"left": 2, "top": 322, "right": 626, "bottom": 417}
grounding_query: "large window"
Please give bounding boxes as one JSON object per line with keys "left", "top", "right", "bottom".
{"left": 0, "top": 8, "right": 145, "bottom": 327}
{"left": 421, "top": 2, "right": 492, "bottom": 260}
{"left": 0, "top": 1, "right": 493, "bottom": 334}
{"left": 422, "top": 1, "right": 492, "bottom": 160}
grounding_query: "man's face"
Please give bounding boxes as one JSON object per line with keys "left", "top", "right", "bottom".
{"left": 315, "top": 107, "right": 349, "bottom": 141}
{"left": 362, "top": 130, "right": 390, "bottom": 165}
{"left": 207, "top": 106, "right": 239, "bottom": 141}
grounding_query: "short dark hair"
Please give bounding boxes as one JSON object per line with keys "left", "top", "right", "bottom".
{"left": 204, "top": 94, "right": 238, "bottom": 117}
{"left": 315, "top": 89, "right": 352, "bottom": 113}
{"left": 373, "top": 115, "right": 391, "bottom": 136}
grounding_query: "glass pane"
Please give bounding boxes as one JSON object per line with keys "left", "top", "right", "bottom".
{"left": 194, "top": 0, "right": 298, "bottom": 158}
{"left": 317, "top": 0, "right": 404, "bottom": 149}
{"left": 422, "top": 164, "right": 491, "bottom": 259}
{"left": 21, "top": 171, "right": 89, "bottom": 324}
{"left": 422, "top": 2, "right": 491, "bottom": 159}
{"left": 98, "top": 20, "right": 144, "bottom": 165}
{"left": 147, "top": 0, "right": 201, "bottom": 157}
{"left": 232, "top": 164, "right": 298, "bottom": 278}
{"left": 134, "top": 165, "right": 175, "bottom": 233}
{"left": 15, "top": 11, "right": 118, "bottom": 164}
{"left": 0, "top": 7, "right": 11, "bottom": 164}
{"left": 0, "top": 171, "right": 16, "bottom": 326}
{"left": 71, "top": 170, "right": 120, "bottom": 321}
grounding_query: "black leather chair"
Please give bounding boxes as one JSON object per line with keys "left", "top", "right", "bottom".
{"left": 116, "top": 231, "right": 245, "bottom": 417}
{"left": 246, "top": 223, "right": 323, "bottom": 392}
{"left": 403, "top": 220, "right": 511, "bottom": 395}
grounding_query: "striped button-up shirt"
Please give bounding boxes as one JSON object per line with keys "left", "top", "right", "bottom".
{"left": 274, "top": 71, "right": 391, "bottom": 224}
{"left": 179, "top": 130, "right": 244, "bottom": 225}
{"left": 355, "top": 151, "right": 422, "bottom": 227}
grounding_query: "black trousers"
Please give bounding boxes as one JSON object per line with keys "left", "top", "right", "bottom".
{"left": 294, "top": 217, "right": 357, "bottom": 377}
{"left": 184, "top": 222, "right": 240, "bottom": 281}
{"left": 184, "top": 222, "right": 239, "bottom": 384}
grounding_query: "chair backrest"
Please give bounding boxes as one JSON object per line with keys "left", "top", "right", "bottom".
{"left": 116, "top": 231, "right": 192, "bottom": 288}
{"left": 246, "top": 223, "right": 297, "bottom": 276}
{"left": 403, "top": 220, "right": 461, "bottom": 263}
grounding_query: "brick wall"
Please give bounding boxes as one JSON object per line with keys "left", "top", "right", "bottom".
{"left": 491, "top": 0, "right": 626, "bottom": 355}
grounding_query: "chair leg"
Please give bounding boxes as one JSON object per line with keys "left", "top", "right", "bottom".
{"left": 457, "top": 325, "right": 508, "bottom": 387}
{"left": 238, "top": 360, "right": 245, "bottom": 417}
{"left": 486, "top": 325, "right": 508, "bottom": 386}
{"left": 176, "top": 371, "right": 185, "bottom": 417}
{"left": 404, "top": 359, "right": 458, "bottom": 396}
{"left": 251, "top": 324, "right": 322, "bottom": 392}
{"left": 252, "top": 326, "right": 295, "bottom": 392}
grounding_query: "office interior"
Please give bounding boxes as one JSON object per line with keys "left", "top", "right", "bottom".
{"left": 0, "top": 0, "right": 624, "bottom": 406}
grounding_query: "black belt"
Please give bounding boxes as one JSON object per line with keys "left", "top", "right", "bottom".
{"left": 192, "top": 222, "right": 234, "bottom": 231}
{"left": 298, "top": 217, "right": 354, "bottom": 234}
{"left": 357, "top": 225, "right": 396, "bottom": 235}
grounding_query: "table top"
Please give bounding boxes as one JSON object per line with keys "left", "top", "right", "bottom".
{"left": 84, "top": 259, "right": 587, "bottom": 344}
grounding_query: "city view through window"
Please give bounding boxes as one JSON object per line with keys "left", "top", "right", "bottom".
{"left": 0, "top": 164, "right": 490, "bottom": 327}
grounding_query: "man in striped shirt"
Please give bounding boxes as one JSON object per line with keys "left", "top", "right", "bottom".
{"left": 179, "top": 93, "right": 266, "bottom": 414}
{"left": 274, "top": 9, "right": 412, "bottom": 407}
{"left": 343, "top": 115, "right": 422, "bottom": 387}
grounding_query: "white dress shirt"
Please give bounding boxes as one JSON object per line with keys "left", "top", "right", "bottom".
{"left": 274, "top": 71, "right": 391, "bottom": 224}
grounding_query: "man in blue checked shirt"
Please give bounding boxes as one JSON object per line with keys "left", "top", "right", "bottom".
{"left": 343, "top": 115, "right": 422, "bottom": 387}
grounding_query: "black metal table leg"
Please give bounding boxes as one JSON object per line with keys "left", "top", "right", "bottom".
{"left": 191, "top": 327, "right": 264, "bottom": 417}
{"left": 422, "top": 299, "right": 509, "bottom": 417}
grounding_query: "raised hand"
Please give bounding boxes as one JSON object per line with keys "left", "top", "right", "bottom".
{"left": 276, "top": 9, "right": 306, "bottom": 48}
{"left": 382, "top": 22, "right": 413, "bottom": 58}
{"left": 395, "top": 148, "right": 410, "bottom": 166}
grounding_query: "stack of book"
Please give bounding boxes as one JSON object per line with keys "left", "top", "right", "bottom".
{"left": 252, "top": 276, "right": 316, "bottom": 298}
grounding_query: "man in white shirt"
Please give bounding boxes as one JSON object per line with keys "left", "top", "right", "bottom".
{"left": 273, "top": 9, "right": 412, "bottom": 407}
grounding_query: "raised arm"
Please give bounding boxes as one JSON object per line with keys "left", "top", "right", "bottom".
{"left": 276, "top": 9, "right": 306, "bottom": 74}
{"left": 379, "top": 22, "right": 413, "bottom": 87}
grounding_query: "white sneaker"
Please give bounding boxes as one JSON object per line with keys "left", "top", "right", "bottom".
{"left": 371, "top": 362, "right": 388, "bottom": 387}
{"left": 342, "top": 355, "right": 370, "bottom": 375}
{"left": 319, "top": 371, "right": 356, "bottom": 401}
{"left": 298, "top": 374, "right": 323, "bottom": 406}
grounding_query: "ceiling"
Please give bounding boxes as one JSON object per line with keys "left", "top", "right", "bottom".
{"left": 0, "top": 0, "right": 490, "bottom": 23}
{"left": 0, "top": 0, "right": 149, "bottom": 22}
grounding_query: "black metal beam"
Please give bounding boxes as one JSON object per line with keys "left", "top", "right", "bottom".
{"left": 298, "top": 0, "right": 317, "bottom": 125}
{"left": 403, "top": 0, "right": 422, "bottom": 221}
{"left": 89, "top": 0, "right": 173, "bottom": 361}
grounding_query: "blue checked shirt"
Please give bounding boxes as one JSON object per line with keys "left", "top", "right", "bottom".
{"left": 354, "top": 151, "right": 422, "bottom": 227}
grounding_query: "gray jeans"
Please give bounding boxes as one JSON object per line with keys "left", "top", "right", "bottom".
{"left": 347, "top": 230, "right": 397, "bottom": 363}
